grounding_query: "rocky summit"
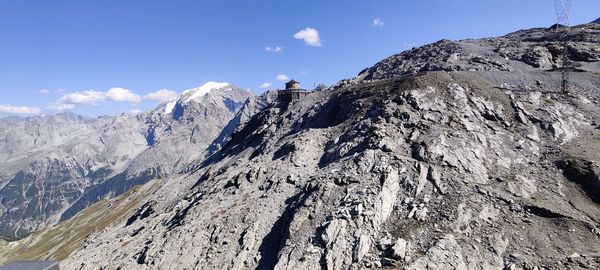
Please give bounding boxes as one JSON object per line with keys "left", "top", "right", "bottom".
{"left": 42, "top": 23, "right": 600, "bottom": 269}
{"left": 0, "top": 83, "right": 254, "bottom": 239}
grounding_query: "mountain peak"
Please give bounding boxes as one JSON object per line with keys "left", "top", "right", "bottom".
{"left": 593, "top": 17, "right": 600, "bottom": 24}
{"left": 158, "top": 82, "right": 233, "bottom": 115}
{"left": 182, "top": 81, "right": 230, "bottom": 103}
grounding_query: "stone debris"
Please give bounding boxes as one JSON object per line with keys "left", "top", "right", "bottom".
{"left": 391, "top": 238, "right": 409, "bottom": 261}
{"left": 406, "top": 234, "right": 467, "bottom": 270}
{"left": 353, "top": 234, "right": 371, "bottom": 262}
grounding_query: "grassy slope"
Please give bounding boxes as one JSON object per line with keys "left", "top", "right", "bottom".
{"left": 0, "top": 179, "right": 160, "bottom": 264}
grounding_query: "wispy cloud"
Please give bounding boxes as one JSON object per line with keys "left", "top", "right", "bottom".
{"left": 144, "top": 89, "right": 178, "bottom": 102}
{"left": 259, "top": 82, "right": 273, "bottom": 89}
{"left": 39, "top": 88, "right": 65, "bottom": 95}
{"left": 373, "top": 18, "right": 385, "bottom": 27}
{"left": 0, "top": 104, "right": 42, "bottom": 115}
{"left": 294, "top": 28, "right": 322, "bottom": 47}
{"left": 127, "top": 109, "right": 144, "bottom": 115}
{"left": 265, "top": 46, "right": 283, "bottom": 53}
{"left": 275, "top": 74, "right": 290, "bottom": 81}
{"left": 47, "top": 103, "right": 75, "bottom": 111}
{"left": 402, "top": 42, "right": 417, "bottom": 49}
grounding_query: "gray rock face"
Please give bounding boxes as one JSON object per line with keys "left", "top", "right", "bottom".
{"left": 0, "top": 84, "right": 254, "bottom": 239}
{"left": 521, "top": 46, "right": 554, "bottom": 69}
{"left": 53, "top": 23, "right": 600, "bottom": 269}
{"left": 406, "top": 235, "right": 467, "bottom": 270}
{"left": 391, "top": 238, "right": 408, "bottom": 261}
{"left": 354, "top": 23, "right": 600, "bottom": 83}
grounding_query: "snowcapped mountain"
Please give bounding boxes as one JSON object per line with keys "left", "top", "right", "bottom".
{"left": 182, "top": 82, "right": 231, "bottom": 103}
{"left": 161, "top": 82, "right": 232, "bottom": 115}
{"left": 0, "top": 82, "right": 255, "bottom": 239}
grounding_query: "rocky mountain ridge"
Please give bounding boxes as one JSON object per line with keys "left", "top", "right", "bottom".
{"left": 348, "top": 23, "right": 600, "bottom": 84}
{"left": 0, "top": 83, "right": 255, "bottom": 239}
{"left": 51, "top": 23, "right": 600, "bottom": 269}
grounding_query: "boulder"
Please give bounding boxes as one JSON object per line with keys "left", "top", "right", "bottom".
{"left": 391, "top": 238, "right": 409, "bottom": 261}
{"left": 520, "top": 46, "right": 554, "bottom": 69}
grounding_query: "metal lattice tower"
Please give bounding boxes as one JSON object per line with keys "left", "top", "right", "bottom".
{"left": 554, "top": 0, "right": 573, "bottom": 94}
{"left": 554, "top": 0, "right": 573, "bottom": 26}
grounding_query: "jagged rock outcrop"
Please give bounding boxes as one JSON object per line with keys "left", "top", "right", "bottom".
{"left": 352, "top": 23, "right": 600, "bottom": 84}
{"left": 0, "top": 83, "right": 254, "bottom": 239}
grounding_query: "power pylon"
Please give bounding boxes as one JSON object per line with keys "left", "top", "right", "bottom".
{"left": 554, "top": 0, "right": 573, "bottom": 26}
{"left": 554, "top": 0, "right": 573, "bottom": 94}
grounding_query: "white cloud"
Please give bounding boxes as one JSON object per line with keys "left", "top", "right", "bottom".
{"left": 0, "top": 104, "right": 42, "bottom": 115}
{"left": 144, "top": 89, "right": 178, "bottom": 102}
{"left": 39, "top": 89, "right": 51, "bottom": 94}
{"left": 58, "top": 90, "right": 107, "bottom": 105}
{"left": 50, "top": 87, "right": 144, "bottom": 111}
{"left": 259, "top": 82, "right": 272, "bottom": 89}
{"left": 294, "top": 27, "right": 322, "bottom": 47}
{"left": 373, "top": 18, "right": 385, "bottom": 27}
{"left": 275, "top": 74, "right": 290, "bottom": 81}
{"left": 106, "top": 87, "right": 142, "bottom": 103}
{"left": 265, "top": 46, "right": 283, "bottom": 53}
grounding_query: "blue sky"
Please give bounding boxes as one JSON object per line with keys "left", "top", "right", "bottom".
{"left": 1, "top": 0, "right": 598, "bottom": 117}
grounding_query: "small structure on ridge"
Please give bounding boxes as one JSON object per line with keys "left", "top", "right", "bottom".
{"left": 278, "top": 79, "right": 310, "bottom": 102}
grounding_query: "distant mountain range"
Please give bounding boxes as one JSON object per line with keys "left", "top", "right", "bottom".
{"left": 0, "top": 82, "right": 258, "bottom": 239}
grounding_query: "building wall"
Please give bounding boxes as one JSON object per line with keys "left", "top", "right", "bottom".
{"left": 278, "top": 89, "right": 309, "bottom": 102}
{"left": 285, "top": 82, "right": 300, "bottom": 89}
